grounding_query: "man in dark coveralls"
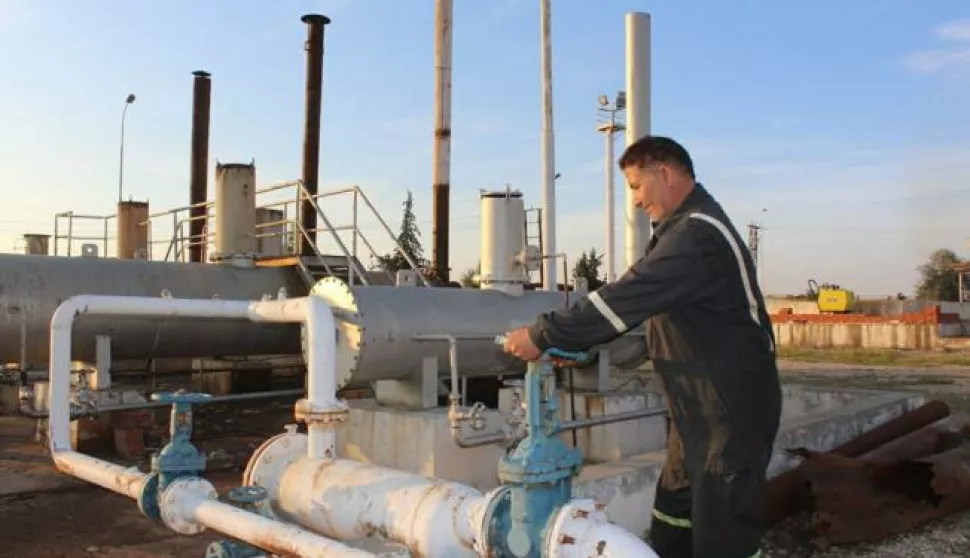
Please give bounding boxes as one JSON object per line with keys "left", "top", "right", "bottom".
{"left": 502, "top": 136, "right": 782, "bottom": 558}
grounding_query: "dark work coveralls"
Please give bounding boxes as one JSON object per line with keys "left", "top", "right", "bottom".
{"left": 527, "top": 183, "right": 782, "bottom": 558}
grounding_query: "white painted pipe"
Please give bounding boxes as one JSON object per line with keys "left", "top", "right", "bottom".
{"left": 539, "top": 0, "right": 557, "bottom": 291}
{"left": 47, "top": 294, "right": 365, "bottom": 557}
{"left": 161, "top": 478, "right": 379, "bottom": 557}
{"left": 624, "top": 12, "right": 651, "bottom": 269}
{"left": 545, "top": 500, "right": 659, "bottom": 558}
{"left": 246, "top": 433, "right": 489, "bottom": 558}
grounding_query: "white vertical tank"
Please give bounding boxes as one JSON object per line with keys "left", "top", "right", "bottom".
{"left": 479, "top": 188, "right": 529, "bottom": 295}
{"left": 214, "top": 162, "right": 257, "bottom": 261}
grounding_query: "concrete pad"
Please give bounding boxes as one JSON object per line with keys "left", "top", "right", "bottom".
{"left": 337, "top": 399, "right": 507, "bottom": 491}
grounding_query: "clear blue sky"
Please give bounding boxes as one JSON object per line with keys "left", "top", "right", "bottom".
{"left": 0, "top": 0, "right": 967, "bottom": 296}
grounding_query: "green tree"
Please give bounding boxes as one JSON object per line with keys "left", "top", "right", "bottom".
{"left": 573, "top": 248, "right": 605, "bottom": 290}
{"left": 373, "top": 190, "right": 429, "bottom": 273}
{"left": 915, "top": 248, "right": 962, "bottom": 301}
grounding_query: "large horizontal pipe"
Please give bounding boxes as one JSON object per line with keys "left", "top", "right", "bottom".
{"left": 0, "top": 254, "right": 304, "bottom": 365}
{"left": 314, "top": 277, "right": 649, "bottom": 388}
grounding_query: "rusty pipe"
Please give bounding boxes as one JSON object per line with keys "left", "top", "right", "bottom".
{"left": 299, "top": 13, "right": 331, "bottom": 257}
{"left": 765, "top": 399, "right": 950, "bottom": 526}
{"left": 858, "top": 413, "right": 970, "bottom": 462}
{"left": 189, "top": 70, "right": 211, "bottom": 263}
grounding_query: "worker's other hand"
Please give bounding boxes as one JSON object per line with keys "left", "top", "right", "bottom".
{"left": 502, "top": 327, "right": 543, "bottom": 361}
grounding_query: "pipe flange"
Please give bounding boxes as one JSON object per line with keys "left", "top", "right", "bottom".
{"left": 160, "top": 477, "right": 218, "bottom": 535}
{"left": 477, "top": 486, "right": 512, "bottom": 557}
{"left": 543, "top": 499, "right": 609, "bottom": 558}
{"left": 294, "top": 398, "right": 349, "bottom": 425}
{"left": 242, "top": 430, "right": 308, "bottom": 520}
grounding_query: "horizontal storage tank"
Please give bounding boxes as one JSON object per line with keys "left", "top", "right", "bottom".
{"left": 0, "top": 254, "right": 305, "bottom": 365}
{"left": 311, "top": 277, "right": 649, "bottom": 388}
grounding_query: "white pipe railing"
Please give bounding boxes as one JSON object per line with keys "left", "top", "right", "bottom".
{"left": 47, "top": 294, "right": 367, "bottom": 558}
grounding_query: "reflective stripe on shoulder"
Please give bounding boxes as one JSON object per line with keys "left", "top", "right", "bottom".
{"left": 689, "top": 212, "right": 773, "bottom": 350}
{"left": 589, "top": 291, "right": 627, "bottom": 333}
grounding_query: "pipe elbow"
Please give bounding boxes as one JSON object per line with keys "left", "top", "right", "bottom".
{"left": 545, "top": 500, "right": 659, "bottom": 558}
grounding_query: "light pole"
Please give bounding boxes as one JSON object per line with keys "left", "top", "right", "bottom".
{"left": 118, "top": 93, "right": 136, "bottom": 203}
{"left": 597, "top": 91, "right": 626, "bottom": 283}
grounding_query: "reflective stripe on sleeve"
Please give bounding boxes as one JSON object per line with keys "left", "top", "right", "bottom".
{"left": 589, "top": 291, "right": 628, "bottom": 333}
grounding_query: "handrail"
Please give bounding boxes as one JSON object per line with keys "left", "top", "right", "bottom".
{"left": 353, "top": 186, "right": 431, "bottom": 286}
{"left": 51, "top": 180, "right": 428, "bottom": 288}
{"left": 296, "top": 182, "right": 371, "bottom": 283}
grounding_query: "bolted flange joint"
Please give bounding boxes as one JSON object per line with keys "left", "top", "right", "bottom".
{"left": 294, "top": 398, "right": 349, "bottom": 426}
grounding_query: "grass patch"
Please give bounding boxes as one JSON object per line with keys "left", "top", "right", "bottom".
{"left": 777, "top": 347, "right": 970, "bottom": 368}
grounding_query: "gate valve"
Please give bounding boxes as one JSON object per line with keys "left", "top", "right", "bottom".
{"left": 138, "top": 389, "right": 211, "bottom": 522}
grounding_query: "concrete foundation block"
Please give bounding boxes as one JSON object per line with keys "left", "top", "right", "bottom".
{"left": 337, "top": 400, "right": 507, "bottom": 491}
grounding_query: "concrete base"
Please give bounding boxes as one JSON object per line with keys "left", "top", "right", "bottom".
{"left": 336, "top": 384, "right": 926, "bottom": 539}
{"left": 337, "top": 399, "right": 507, "bottom": 491}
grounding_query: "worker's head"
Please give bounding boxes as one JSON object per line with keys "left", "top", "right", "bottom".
{"left": 618, "top": 136, "right": 696, "bottom": 221}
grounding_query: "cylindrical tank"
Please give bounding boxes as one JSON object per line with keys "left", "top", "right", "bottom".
{"left": 214, "top": 162, "right": 257, "bottom": 259}
{"left": 311, "top": 277, "right": 648, "bottom": 388}
{"left": 479, "top": 189, "right": 528, "bottom": 295}
{"left": 23, "top": 234, "right": 51, "bottom": 256}
{"left": 116, "top": 201, "right": 150, "bottom": 259}
{"left": 0, "top": 254, "right": 305, "bottom": 366}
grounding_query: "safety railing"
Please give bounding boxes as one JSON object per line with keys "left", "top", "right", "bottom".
{"left": 52, "top": 211, "right": 115, "bottom": 257}
{"left": 48, "top": 181, "right": 428, "bottom": 287}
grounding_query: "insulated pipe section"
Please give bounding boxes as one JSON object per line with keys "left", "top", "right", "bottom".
{"left": 245, "top": 433, "right": 489, "bottom": 558}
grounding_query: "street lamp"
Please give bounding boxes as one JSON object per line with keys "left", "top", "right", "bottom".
{"left": 118, "top": 93, "right": 136, "bottom": 202}
{"left": 596, "top": 91, "right": 626, "bottom": 283}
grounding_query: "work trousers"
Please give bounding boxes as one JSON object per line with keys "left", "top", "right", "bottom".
{"left": 647, "top": 356, "right": 782, "bottom": 558}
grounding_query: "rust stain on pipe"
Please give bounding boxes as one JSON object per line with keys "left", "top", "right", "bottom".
{"left": 189, "top": 70, "right": 211, "bottom": 264}
{"left": 299, "top": 14, "right": 331, "bottom": 257}
{"left": 796, "top": 442, "right": 970, "bottom": 548}
{"left": 860, "top": 413, "right": 970, "bottom": 462}
{"left": 765, "top": 400, "right": 951, "bottom": 526}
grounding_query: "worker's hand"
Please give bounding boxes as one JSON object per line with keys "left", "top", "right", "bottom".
{"left": 502, "top": 327, "right": 543, "bottom": 361}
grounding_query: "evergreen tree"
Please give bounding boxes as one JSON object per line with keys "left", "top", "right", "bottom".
{"left": 373, "top": 190, "right": 429, "bottom": 273}
{"left": 573, "top": 248, "right": 605, "bottom": 290}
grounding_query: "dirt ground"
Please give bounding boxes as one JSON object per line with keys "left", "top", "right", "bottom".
{"left": 2, "top": 358, "right": 970, "bottom": 557}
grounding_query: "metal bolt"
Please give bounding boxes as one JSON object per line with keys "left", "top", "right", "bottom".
{"left": 558, "top": 534, "right": 575, "bottom": 545}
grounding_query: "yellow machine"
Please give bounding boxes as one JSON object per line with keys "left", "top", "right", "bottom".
{"left": 807, "top": 279, "right": 856, "bottom": 313}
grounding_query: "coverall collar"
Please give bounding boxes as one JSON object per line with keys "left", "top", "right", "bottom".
{"left": 650, "top": 182, "right": 710, "bottom": 238}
